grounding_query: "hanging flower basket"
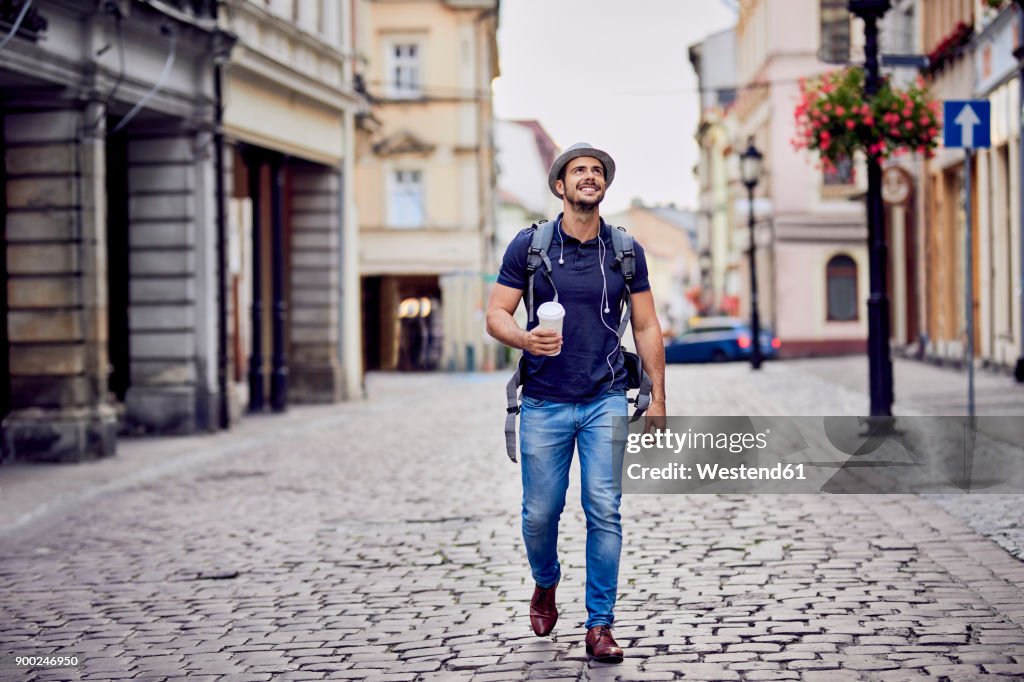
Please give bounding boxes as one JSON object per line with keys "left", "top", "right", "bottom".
{"left": 791, "top": 67, "right": 940, "bottom": 173}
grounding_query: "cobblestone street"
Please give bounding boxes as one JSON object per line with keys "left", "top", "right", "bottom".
{"left": 2, "top": 359, "right": 1024, "bottom": 681}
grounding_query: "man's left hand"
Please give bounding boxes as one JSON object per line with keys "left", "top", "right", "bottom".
{"left": 643, "top": 400, "right": 666, "bottom": 435}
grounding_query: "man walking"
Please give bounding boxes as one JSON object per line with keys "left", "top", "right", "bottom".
{"left": 486, "top": 143, "right": 667, "bottom": 662}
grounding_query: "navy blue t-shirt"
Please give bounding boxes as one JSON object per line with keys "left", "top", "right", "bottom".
{"left": 497, "top": 214, "right": 651, "bottom": 403}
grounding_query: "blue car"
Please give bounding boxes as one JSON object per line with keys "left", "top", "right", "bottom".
{"left": 665, "top": 317, "right": 780, "bottom": 363}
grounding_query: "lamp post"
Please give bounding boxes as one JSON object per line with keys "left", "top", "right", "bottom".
{"left": 849, "top": 0, "right": 894, "bottom": 416}
{"left": 740, "top": 138, "right": 764, "bottom": 370}
{"left": 1014, "top": 0, "right": 1024, "bottom": 382}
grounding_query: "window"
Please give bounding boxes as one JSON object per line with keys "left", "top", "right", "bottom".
{"left": 819, "top": 0, "right": 850, "bottom": 64}
{"left": 826, "top": 254, "right": 858, "bottom": 321}
{"left": 389, "top": 43, "right": 421, "bottom": 98}
{"left": 823, "top": 155, "right": 855, "bottom": 186}
{"left": 389, "top": 170, "right": 424, "bottom": 227}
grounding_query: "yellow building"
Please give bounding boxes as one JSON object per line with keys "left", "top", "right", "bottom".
{"left": 355, "top": 0, "right": 500, "bottom": 372}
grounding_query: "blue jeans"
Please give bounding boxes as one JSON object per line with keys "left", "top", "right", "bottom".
{"left": 519, "top": 389, "right": 627, "bottom": 629}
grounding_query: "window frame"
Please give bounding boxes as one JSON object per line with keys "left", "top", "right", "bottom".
{"left": 386, "top": 39, "right": 423, "bottom": 99}
{"left": 388, "top": 168, "right": 426, "bottom": 228}
{"left": 825, "top": 254, "right": 859, "bottom": 322}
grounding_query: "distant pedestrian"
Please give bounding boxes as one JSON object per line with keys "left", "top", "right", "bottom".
{"left": 486, "top": 143, "right": 667, "bottom": 662}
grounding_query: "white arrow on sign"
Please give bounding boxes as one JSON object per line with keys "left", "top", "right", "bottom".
{"left": 955, "top": 104, "right": 980, "bottom": 148}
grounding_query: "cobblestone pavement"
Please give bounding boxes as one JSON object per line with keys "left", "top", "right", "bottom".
{"left": 784, "top": 356, "right": 1024, "bottom": 562}
{"left": 2, "top": 361, "right": 1024, "bottom": 681}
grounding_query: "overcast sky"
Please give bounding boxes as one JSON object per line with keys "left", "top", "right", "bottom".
{"left": 493, "top": 1, "right": 738, "bottom": 214}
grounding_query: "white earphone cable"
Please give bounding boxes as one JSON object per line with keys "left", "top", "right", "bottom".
{"left": 558, "top": 220, "right": 565, "bottom": 265}
{"left": 597, "top": 234, "right": 619, "bottom": 391}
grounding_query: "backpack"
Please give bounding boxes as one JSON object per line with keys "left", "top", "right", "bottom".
{"left": 503, "top": 220, "right": 654, "bottom": 462}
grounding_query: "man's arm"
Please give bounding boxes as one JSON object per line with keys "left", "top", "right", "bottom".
{"left": 486, "top": 283, "right": 562, "bottom": 355}
{"left": 630, "top": 290, "right": 666, "bottom": 417}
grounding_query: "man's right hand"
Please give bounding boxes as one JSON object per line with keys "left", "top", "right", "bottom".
{"left": 523, "top": 327, "right": 562, "bottom": 356}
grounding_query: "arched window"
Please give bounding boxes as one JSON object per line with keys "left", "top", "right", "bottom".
{"left": 826, "top": 254, "right": 858, "bottom": 321}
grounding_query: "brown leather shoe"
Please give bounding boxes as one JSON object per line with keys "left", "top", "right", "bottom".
{"left": 529, "top": 581, "right": 558, "bottom": 636}
{"left": 585, "top": 625, "right": 624, "bottom": 663}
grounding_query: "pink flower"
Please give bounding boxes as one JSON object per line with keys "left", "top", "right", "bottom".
{"left": 919, "top": 116, "right": 930, "bottom": 126}
{"left": 889, "top": 127, "right": 901, "bottom": 136}
{"left": 835, "top": 106, "right": 846, "bottom": 116}
{"left": 864, "top": 115, "right": 875, "bottom": 126}
{"left": 824, "top": 103, "right": 833, "bottom": 112}
{"left": 905, "top": 120, "right": 914, "bottom": 130}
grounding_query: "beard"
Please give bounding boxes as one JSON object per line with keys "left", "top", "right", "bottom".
{"left": 565, "top": 183, "right": 604, "bottom": 212}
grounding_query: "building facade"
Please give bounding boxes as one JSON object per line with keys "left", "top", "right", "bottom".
{"left": 689, "top": 28, "right": 740, "bottom": 317}
{"left": 355, "top": 0, "right": 499, "bottom": 373}
{"left": 733, "top": 0, "right": 871, "bottom": 356}
{"left": 1, "top": 0, "right": 366, "bottom": 463}
{"left": 1, "top": 0, "right": 224, "bottom": 461}
{"left": 916, "top": 0, "right": 1022, "bottom": 372}
{"left": 220, "top": 0, "right": 364, "bottom": 412}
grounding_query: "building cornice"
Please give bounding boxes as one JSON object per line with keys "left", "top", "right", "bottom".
{"left": 228, "top": 47, "right": 361, "bottom": 111}
{"left": 222, "top": 0, "right": 361, "bottom": 111}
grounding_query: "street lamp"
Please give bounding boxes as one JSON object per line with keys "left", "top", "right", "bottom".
{"left": 849, "top": 0, "right": 894, "bottom": 416}
{"left": 740, "top": 138, "right": 764, "bottom": 370}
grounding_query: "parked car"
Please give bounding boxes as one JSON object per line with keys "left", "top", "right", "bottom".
{"left": 664, "top": 317, "right": 781, "bottom": 364}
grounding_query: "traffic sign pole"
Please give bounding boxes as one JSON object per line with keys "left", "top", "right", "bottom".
{"left": 943, "top": 100, "right": 989, "bottom": 419}
{"left": 965, "top": 148, "right": 975, "bottom": 421}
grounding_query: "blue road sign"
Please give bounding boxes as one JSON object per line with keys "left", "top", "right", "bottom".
{"left": 943, "top": 100, "right": 991, "bottom": 149}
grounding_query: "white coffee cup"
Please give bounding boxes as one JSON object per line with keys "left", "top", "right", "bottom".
{"left": 536, "top": 301, "right": 565, "bottom": 356}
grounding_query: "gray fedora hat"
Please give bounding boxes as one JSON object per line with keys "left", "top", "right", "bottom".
{"left": 548, "top": 142, "right": 616, "bottom": 199}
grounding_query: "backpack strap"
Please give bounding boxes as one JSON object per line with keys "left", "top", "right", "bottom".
{"left": 504, "top": 357, "right": 523, "bottom": 462}
{"left": 525, "top": 219, "right": 556, "bottom": 323}
{"left": 504, "top": 219, "right": 555, "bottom": 462}
{"left": 609, "top": 225, "right": 636, "bottom": 339}
{"left": 609, "top": 224, "right": 652, "bottom": 423}
{"left": 609, "top": 225, "right": 636, "bottom": 283}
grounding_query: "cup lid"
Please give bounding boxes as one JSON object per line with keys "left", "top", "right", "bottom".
{"left": 537, "top": 301, "right": 565, "bottom": 318}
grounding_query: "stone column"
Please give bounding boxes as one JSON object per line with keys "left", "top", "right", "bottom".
{"left": 123, "top": 130, "right": 215, "bottom": 433}
{"left": 288, "top": 162, "right": 343, "bottom": 403}
{"left": 3, "top": 105, "right": 117, "bottom": 462}
{"left": 340, "top": 110, "right": 363, "bottom": 399}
